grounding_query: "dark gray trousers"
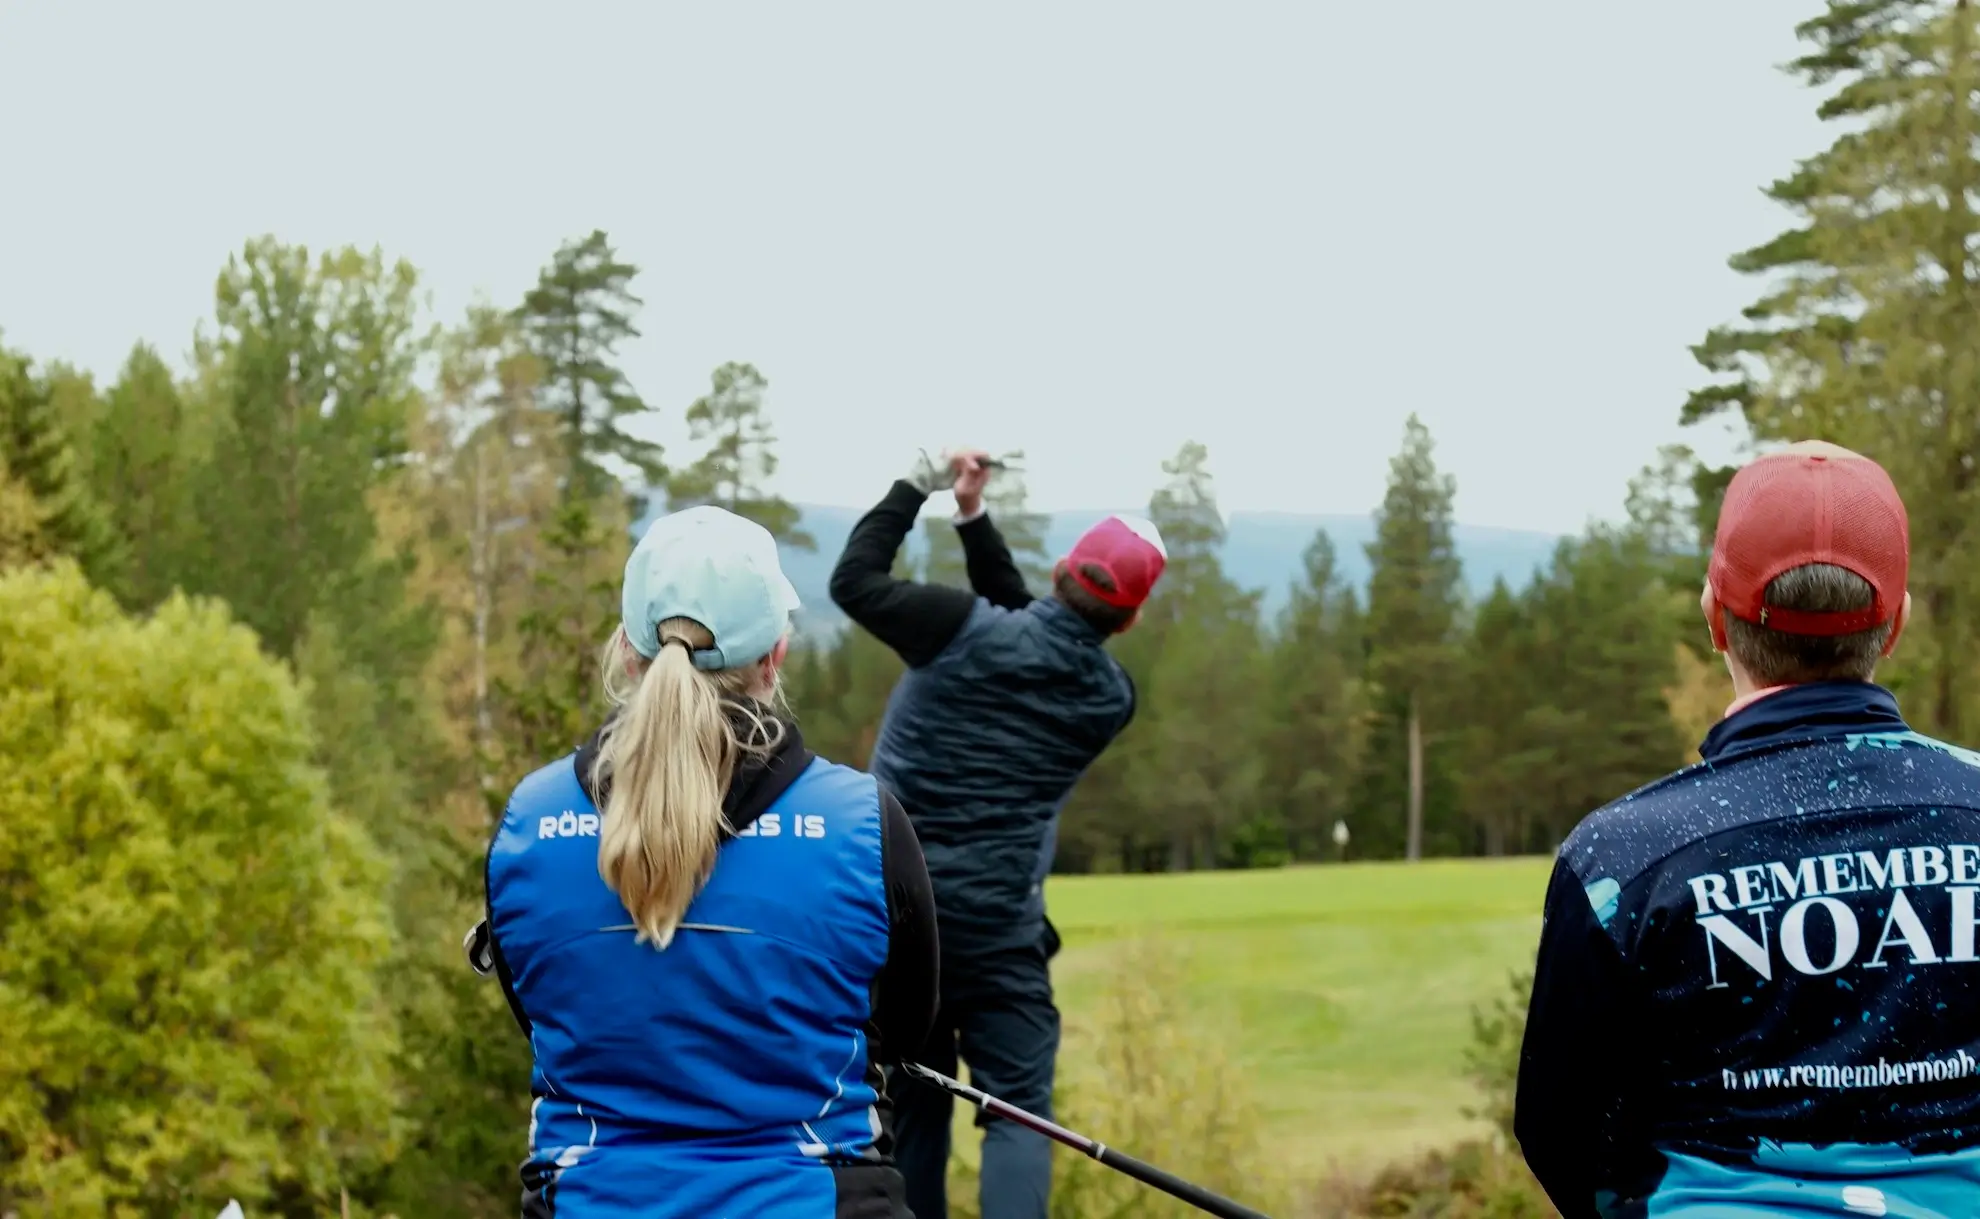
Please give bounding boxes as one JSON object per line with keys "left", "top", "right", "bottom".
{"left": 893, "top": 938, "right": 1060, "bottom": 1219}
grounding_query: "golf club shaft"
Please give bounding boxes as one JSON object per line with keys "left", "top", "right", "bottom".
{"left": 900, "top": 1063, "right": 1273, "bottom": 1219}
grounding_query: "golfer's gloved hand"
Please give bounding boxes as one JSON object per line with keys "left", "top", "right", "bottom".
{"left": 904, "top": 449, "right": 958, "bottom": 496}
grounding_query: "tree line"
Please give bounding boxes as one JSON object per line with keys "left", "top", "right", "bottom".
{"left": 0, "top": 225, "right": 1715, "bottom": 1211}
{"left": 8, "top": 2, "right": 1980, "bottom": 1206}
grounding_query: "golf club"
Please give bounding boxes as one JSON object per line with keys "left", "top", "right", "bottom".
{"left": 899, "top": 1061, "right": 1275, "bottom": 1219}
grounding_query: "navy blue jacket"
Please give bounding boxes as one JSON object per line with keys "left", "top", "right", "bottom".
{"left": 1516, "top": 682, "right": 1980, "bottom": 1218}
{"left": 477, "top": 716, "right": 938, "bottom": 1219}
{"left": 828, "top": 481, "right": 1136, "bottom": 958}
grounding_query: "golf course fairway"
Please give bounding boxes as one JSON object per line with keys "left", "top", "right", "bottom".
{"left": 970, "top": 858, "right": 1553, "bottom": 1177}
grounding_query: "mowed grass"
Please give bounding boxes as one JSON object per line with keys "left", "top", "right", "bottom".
{"left": 1023, "top": 858, "right": 1551, "bottom": 1176}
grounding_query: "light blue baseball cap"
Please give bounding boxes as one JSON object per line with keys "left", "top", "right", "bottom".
{"left": 620, "top": 505, "right": 802, "bottom": 670}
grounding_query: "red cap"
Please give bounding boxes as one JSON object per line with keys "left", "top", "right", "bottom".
{"left": 1063, "top": 515, "right": 1167, "bottom": 608}
{"left": 1708, "top": 445, "right": 1909, "bottom": 636}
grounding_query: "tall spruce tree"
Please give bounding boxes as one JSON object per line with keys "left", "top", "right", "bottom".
{"left": 1260, "top": 531, "right": 1369, "bottom": 860}
{"left": 0, "top": 343, "right": 126, "bottom": 591}
{"left": 88, "top": 343, "right": 203, "bottom": 609}
{"left": 1456, "top": 578, "right": 1544, "bottom": 855}
{"left": 670, "top": 361, "right": 813, "bottom": 548}
{"left": 1358, "top": 415, "right": 1463, "bottom": 861}
{"left": 1124, "top": 442, "right": 1265, "bottom": 869}
{"left": 1685, "top": 0, "right": 1980, "bottom": 738}
{"left": 517, "top": 229, "right": 665, "bottom": 504}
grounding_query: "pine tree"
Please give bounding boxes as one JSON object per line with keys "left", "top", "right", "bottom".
{"left": 517, "top": 229, "right": 664, "bottom": 503}
{"left": 670, "top": 361, "right": 813, "bottom": 548}
{"left": 0, "top": 343, "right": 126, "bottom": 590}
{"left": 1685, "top": 0, "right": 1980, "bottom": 739}
{"left": 89, "top": 343, "right": 203, "bottom": 608}
{"left": 1455, "top": 578, "right": 1543, "bottom": 854}
{"left": 1358, "top": 415, "right": 1463, "bottom": 861}
{"left": 1121, "top": 442, "right": 1265, "bottom": 868}
{"left": 498, "top": 492, "right": 629, "bottom": 767}
{"left": 1260, "top": 531, "right": 1369, "bottom": 860}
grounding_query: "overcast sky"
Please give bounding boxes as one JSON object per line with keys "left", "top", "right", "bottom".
{"left": 1, "top": 1, "right": 1825, "bottom": 533}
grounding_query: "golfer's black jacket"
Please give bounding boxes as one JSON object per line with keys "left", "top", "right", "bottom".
{"left": 828, "top": 481, "right": 1135, "bottom": 961}
{"left": 1516, "top": 682, "right": 1980, "bottom": 1218}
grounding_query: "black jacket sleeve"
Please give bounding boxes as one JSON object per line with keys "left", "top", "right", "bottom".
{"left": 828, "top": 480, "right": 979, "bottom": 669}
{"left": 1513, "top": 857, "right": 1648, "bottom": 1219}
{"left": 872, "top": 788, "right": 938, "bottom": 1065}
{"left": 957, "top": 511, "right": 1035, "bottom": 611}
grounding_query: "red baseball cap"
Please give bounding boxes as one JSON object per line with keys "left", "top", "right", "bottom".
{"left": 1063, "top": 514, "right": 1167, "bottom": 608}
{"left": 1708, "top": 443, "right": 1909, "bottom": 636}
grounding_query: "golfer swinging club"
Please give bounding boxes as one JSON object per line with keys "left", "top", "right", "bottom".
{"left": 830, "top": 449, "right": 1167, "bottom": 1219}
{"left": 1515, "top": 442, "right": 1980, "bottom": 1216}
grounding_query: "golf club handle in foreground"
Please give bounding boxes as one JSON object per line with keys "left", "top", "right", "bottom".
{"left": 899, "top": 1062, "right": 1274, "bottom": 1219}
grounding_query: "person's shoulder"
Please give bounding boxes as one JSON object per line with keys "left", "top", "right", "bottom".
{"left": 785, "top": 752, "right": 882, "bottom": 808}
{"left": 507, "top": 752, "right": 583, "bottom": 810}
{"left": 1556, "top": 758, "right": 1718, "bottom": 884}
{"left": 1840, "top": 727, "right": 1980, "bottom": 774}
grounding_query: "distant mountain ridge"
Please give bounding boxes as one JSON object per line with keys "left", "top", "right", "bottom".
{"left": 637, "top": 501, "right": 1568, "bottom": 639}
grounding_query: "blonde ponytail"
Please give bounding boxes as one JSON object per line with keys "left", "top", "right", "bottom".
{"left": 591, "top": 618, "right": 785, "bottom": 948}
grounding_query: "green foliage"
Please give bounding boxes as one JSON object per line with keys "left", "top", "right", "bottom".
{"left": 670, "top": 361, "right": 814, "bottom": 548}
{"left": 0, "top": 563, "right": 399, "bottom": 1216}
{"left": 1305, "top": 969, "right": 1551, "bottom": 1218}
{"left": 1461, "top": 971, "right": 1531, "bottom": 1145}
{"left": 497, "top": 491, "right": 628, "bottom": 768}
{"left": 0, "top": 463, "right": 44, "bottom": 568}
{"left": 516, "top": 229, "right": 664, "bottom": 501}
{"left": 1355, "top": 415, "right": 1464, "bottom": 861}
{"left": 1308, "top": 1142, "right": 1557, "bottom": 1219}
{"left": 89, "top": 343, "right": 206, "bottom": 609}
{"left": 0, "top": 344, "right": 127, "bottom": 592}
{"left": 1684, "top": 0, "right": 1980, "bottom": 740}
{"left": 937, "top": 939, "right": 1287, "bottom": 1219}
{"left": 180, "top": 237, "right": 429, "bottom": 661}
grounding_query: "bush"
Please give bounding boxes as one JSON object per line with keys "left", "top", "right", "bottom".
{"left": 940, "top": 937, "right": 1287, "bottom": 1219}
{"left": 1460, "top": 970, "right": 1530, "bottom": 1144}
{"left": 1301, "top": 969, "right": 1554, "bottom": 1219}
{"left": 0, "top": 563, "right": 401, "bottom": 1216}
{"left": 1305, "top": 1141, "right": 1557, "bottom": 1219}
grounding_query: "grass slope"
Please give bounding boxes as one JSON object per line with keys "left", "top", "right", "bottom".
{"left": 1030, "top": 858, "right": 1551, "bottom": 1174}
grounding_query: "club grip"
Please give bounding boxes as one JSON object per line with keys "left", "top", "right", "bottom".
{"left": 1089, "top": 1143, "right": 1274, "bottom": 1219}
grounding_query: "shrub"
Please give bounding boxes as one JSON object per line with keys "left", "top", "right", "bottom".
{"left": 0, "top": 562, "right": 401, "bottom": 1216}
{"left": 1301, "top": 968, "right": 1554, "bottom": 1219}
{"left": 1460, "top": 970, "right": 1530, "bottom": 1144}
{"left": 1304, "top": 1141, "right": 1557, "bottom": 1219}
{"left": 940, "top": 937, "right": 1287, "bottom": 1219}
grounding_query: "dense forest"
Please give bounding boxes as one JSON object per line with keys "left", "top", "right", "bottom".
{"left": 8, "top": 1, "right": 1980, "bottom": 1212}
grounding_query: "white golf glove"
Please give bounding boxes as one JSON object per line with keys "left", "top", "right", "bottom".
{"left": 904, "top": 448, "right": 958, "bottom": 495}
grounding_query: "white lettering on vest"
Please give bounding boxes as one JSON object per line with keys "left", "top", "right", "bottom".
{"left": 1950, "top": 887, "right": 1980, "bottom": 961}
{"left": 537, "top": 810, "right": 600, "bottom": 839}
{"left": 1779, "top": 896, "right": 1858, "bottom": 976}
{"left": 1863, "top": 888, "right": 1940, "bottom": 969}
{"left": 1701, "top": 908, "right": 1773, "bottom": 988}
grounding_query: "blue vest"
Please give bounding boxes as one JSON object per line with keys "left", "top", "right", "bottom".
{"left": 868, "top": 597, "right": 1133, "bottom": 956}
{"left": 485, "top": 752, "right": 892, "bottom": 1218}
